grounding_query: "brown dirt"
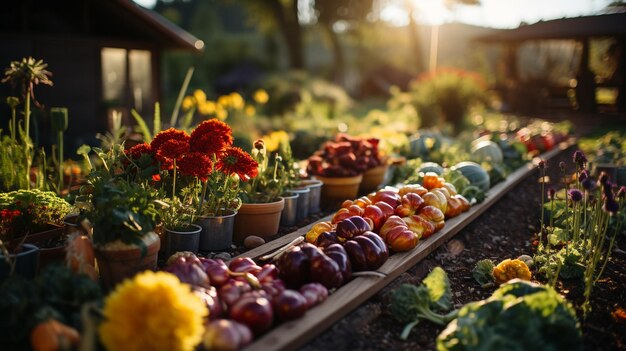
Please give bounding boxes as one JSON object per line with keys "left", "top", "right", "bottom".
{"left": 298, "top": 145, "right": 626, "bottom": 351}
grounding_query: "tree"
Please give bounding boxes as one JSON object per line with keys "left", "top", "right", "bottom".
{"left": 238, "top": 0, "right": 305, "bottom": 69}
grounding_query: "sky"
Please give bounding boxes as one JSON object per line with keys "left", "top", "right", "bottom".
{"left": 134, "top": 0, "right": 615, "bottom": 29}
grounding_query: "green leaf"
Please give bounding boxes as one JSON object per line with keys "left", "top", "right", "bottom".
{"left": 153, "top": 102, "right": 161, "bottom": 136}
{"left": 424, "top": 266, "right": 452, "bottom": 311}
{"left": 472, "top": 259, "right": 495, "bottom": 286}
{"left": 131, "top": 109, "right": 152, "bottom": 143}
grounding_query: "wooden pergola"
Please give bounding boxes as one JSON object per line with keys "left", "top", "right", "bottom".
{"left": 476, "top": 12, "right": 626, "bottom": 114}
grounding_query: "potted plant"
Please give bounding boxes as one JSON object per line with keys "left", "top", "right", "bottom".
{"left": 306, "top": 133, "right": 386, "bottom": 208}
{"left": 77, "top": 144, "right": 161, "bottom": 290}
{"left": 184, "top": 119, "right": 258, "bottom": 251}
{"left": 0, "top": 189, "right": 72, "bottom": 269}
{"left": 234, "top": 139, "right": 285, "bottom": 243}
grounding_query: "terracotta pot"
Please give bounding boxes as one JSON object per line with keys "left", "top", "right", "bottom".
{"left": 94, "top": 232, "right": 160, "bottom": 290}
{"left": 315, "top": 174, "right": 363, "bottom": 209}
{"left": 359, "top": 164, "right": 389, "bottom": 195}
{"left": 233, "top": 198, "right": 285, "bottom": 244}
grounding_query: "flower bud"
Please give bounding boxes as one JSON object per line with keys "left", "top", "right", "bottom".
{"left": 559, "top": 161, "right": 566, "bottom": 172}
{"left": 568, "top": 189, "right": 583, "bottom": 202}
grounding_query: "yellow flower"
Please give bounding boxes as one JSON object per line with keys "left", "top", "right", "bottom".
{"left": 198, "top": 101, "right": 216, "bottom": 116}
{"left": 492, "top": 258, "right": 532, "bottom": 285}
{"left": 263, "top": 130, "right": 289, "bottom": 152}
{"left": 216, "top": 106, "right": 228, "bottom": 121}
{"left": 245, "top": 105, "right": 256, "bottom": 117}
{"left": 229, "top": 92, "right": 245, "bottom": 110}
{"left": 217, "top": 95, "right": 230, "bottom": 108}
{"left": 182, "top": 96, "right": 195, "bottom": 111}
{"left": 193, "top": 89, "right": 206, "bottom": 104}
{"left": 253, "top": 89, "right": 269, "bottom": 104}
{"left": 99, "top": 271, "right": 207, "bottom": 351}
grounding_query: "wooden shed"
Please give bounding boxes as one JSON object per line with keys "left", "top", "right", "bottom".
{"left": 0, "top": 0, "right": 202, "bottom": 148}
{"left": 476, "top": 12, "right": 626, "bottom": 114}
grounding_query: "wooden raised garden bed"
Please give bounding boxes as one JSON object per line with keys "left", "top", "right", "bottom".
{"left": 234, "top": 140, "right": 574, "bottom": 351}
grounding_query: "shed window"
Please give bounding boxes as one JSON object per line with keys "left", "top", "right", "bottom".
{"left": 101, "top": 47, "right": 153, "bottom": 114}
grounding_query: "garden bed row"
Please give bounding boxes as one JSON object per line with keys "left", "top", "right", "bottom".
{"left": 233, "top": 140, "right": 574, "bottom": 351}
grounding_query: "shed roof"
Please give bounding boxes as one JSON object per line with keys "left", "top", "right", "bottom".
{"left": 0, "top": 0, "right": 203, "bottom": 52}
{"left": 476, "top": 12, "right": 626, "bottom": 43}
{"left": 111, "top": 0, "right": 203, "bottom": 51}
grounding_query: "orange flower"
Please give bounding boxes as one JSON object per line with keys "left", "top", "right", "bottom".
{"left": 217, "top": 147, "right": 258, "bottom": 181}
{"left": 190, "top": 119, "right": 233, "bottom": 155}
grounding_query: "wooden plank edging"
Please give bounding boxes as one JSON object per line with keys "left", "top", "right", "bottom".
{"left": 241, "top": 140, "right": 574, "bottom": 351}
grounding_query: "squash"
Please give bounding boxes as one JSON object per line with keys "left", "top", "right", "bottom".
{"left": 408, "top": 132, "right": 442, "bottom": 159}
{"left": 470, "top": 140, "right": 503, "bottom": 164}
{"left": 31, "top": 319, "right": 80, "bottom": 351}
{"left": 452, "top": 161, "right": 490, "bottom": 192}
{"left": 418, "top": 162, "right": 444, "bottom": 175}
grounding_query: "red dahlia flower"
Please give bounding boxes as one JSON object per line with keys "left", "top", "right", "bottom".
{"left": 190, "top": 119, "right": 234, "bottom": 154}
{"left": 178, "top": 152, "right": 213, "bottom": 181}
{"left": 157, "top": 139, "right": 189, "bottom": 160}
{"left": 151, "top": 128, "right": 190, "bottom": 154}
{"left": 217, "top": 147, "right": 259, "bottom": 181}
{"left": 125, "top": 143, "right": 153, "bottom": 160}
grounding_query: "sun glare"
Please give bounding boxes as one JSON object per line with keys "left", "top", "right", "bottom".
{"left": 381, "top": 0, "right": 451, "bottom": 27}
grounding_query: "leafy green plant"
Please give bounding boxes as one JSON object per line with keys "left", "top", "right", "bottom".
{"left": 240, "top": 139, "right": 283, "bottom": 204}
{"left": 0, "top": 189, "right": 72, "bottom": 241}
{"left": 472, "top": 259, "right": 495, "bottom": 287}
{"left": 533, "top": 150, "right": 625, "bottom": 315}
{"left": 388, "top": 267, "right": 457, "bottom": 340}
{"left": 2, "top": 58, "right": 53, "bottom": 191}
{"left": 437, "top": 279, "right": 582, "bottom": 351}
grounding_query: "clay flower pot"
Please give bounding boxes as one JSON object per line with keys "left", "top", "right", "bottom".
{"left": 94, "top": 232, "right": 160, "bottom": 290}
{"left": 315, "top": 174, "right": 363, "bottom": 209}
{"left": 359, "top": 164, "right": 389, "bottom": 195}
{"left": 233, "top": 197, "right": 285, "bottom": 244}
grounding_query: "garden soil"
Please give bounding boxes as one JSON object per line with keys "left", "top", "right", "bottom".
{"left": 298, "top": 145, "right": 626, "bottom": 351}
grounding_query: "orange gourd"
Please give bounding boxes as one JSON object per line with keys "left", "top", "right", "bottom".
{"left": 31, "top": 319, "right": 80, "bottom": 351}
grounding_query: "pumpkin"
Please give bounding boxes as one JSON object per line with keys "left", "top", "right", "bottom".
{"left": 452, "top": 161, "right": 490, "bottom": 192}
{"left": 470, "top": 140, "right": 503, "bottom": 164}
{"left": 418, "top": 162, "right": 444, "bottom": 175}
{"left": 31, "top": 319, "right": 80, "bottom": 351}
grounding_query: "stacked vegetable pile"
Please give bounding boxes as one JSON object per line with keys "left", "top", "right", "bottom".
{"left": 306, "top": 133, "right": 383, "bottom": 177}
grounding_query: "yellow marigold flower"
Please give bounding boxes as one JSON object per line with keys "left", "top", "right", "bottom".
{"left": 253, "top": 89, "right": 269, "bottom": 104}
{"left": 492, "top": 258, "right": 532, "bottom": 285}
{"left": 99, "top": 271, "right": 207, "bottom": 351}
{"left": 182, "top": 96, "right": 195, "bottom": 111}
{"left": 229, "top": 92, "right": 245, "bottom": 110}
{"left": 216, "top": 107, "right": 228, "bottom": 121}
{"left": 198, "top": 101, "right": 217, "bottom": 115}
{"left": 263, "top": 130, "right": 289, "bottom": 152}
{"left": 193, "top": 89, "right": 206, "bottom": 104}
{"left": 245, "top": 105, "right": 256, "bottom": 117}
{"left": 217, "top": 95, "right": 230, "bottom": 108}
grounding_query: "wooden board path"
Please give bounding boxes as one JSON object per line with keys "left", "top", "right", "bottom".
{"left": 238, "top": 140, "right": 573, "bottom": 351}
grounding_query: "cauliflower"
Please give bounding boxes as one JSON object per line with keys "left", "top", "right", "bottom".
{"left": 492, "top": 258, "right": 531, "bottom": 285}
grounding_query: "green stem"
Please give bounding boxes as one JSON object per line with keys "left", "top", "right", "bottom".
{"left": 540, "top": 168, "right": 545, "bottom": 232}
{"left": 24, "top": 88, "right": 31, "bottom": 141}
{"left": 172, "top": 159, "right": 177, "bottom": 202}
{"left": 57, "top": 130, "right": 63, "bottom": 193}
{"left": 10, "top": 105, "right": 16, "bottom": 141}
